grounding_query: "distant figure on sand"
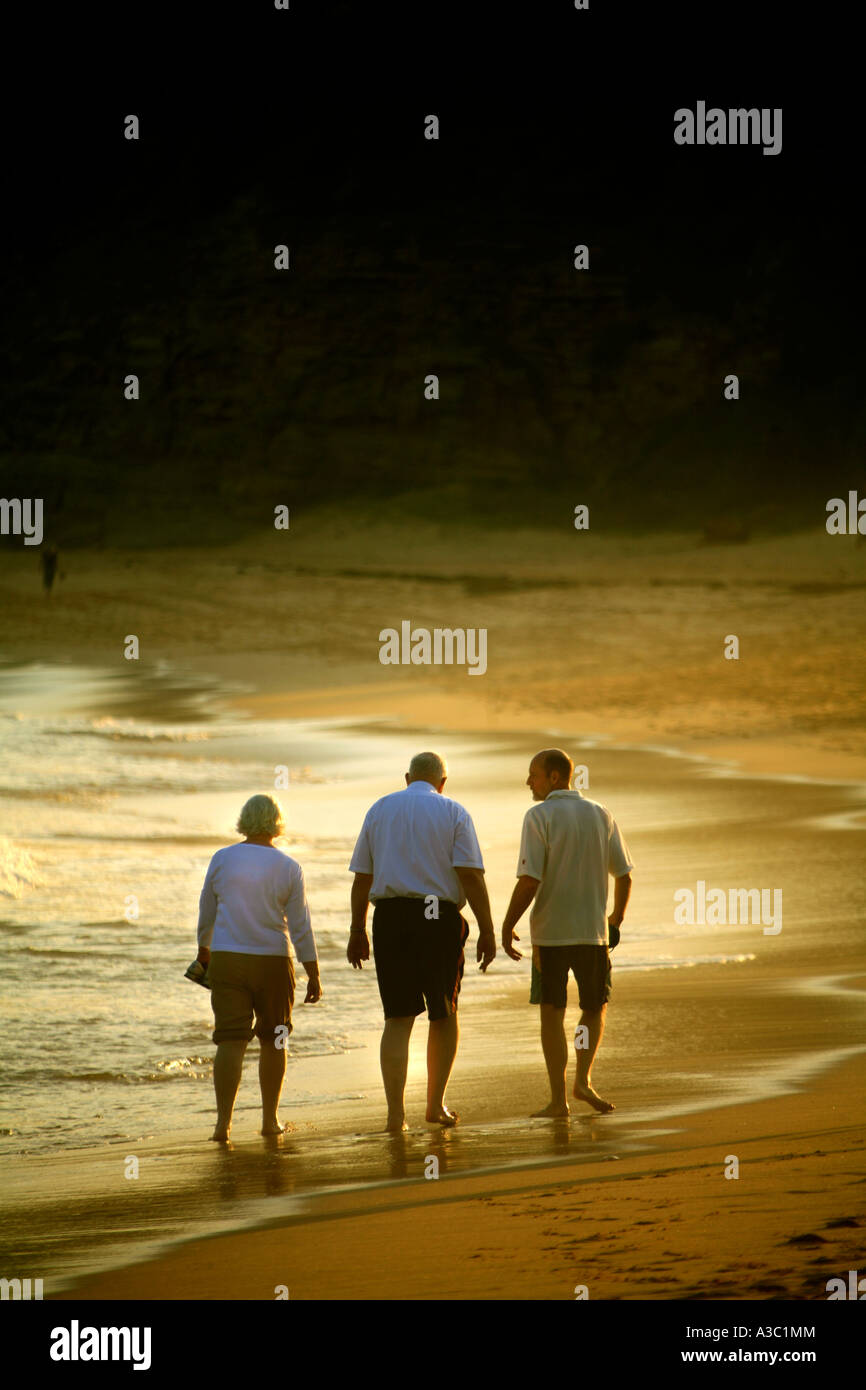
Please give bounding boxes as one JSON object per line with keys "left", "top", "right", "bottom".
{"left": 347, "top": 751, "right": 496, "bottom": 1131}
{"left": 196, "top": 794, "right": 321, "bottom": 1142}
{"left": 40, "top": 545, "right": 58, "bottom": 594}
{"left": 502, "top": 749, "right": 633, "bottom": 1117}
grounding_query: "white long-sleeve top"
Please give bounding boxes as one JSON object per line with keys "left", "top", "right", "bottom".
{"left": 197, "top": 842, "right": 317, "bottom": 961}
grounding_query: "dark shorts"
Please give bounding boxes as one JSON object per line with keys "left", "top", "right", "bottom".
{"left": 208, "top": 950, "right": 295, "bottom": 1045}
{"left": 372, "top": 897, "right": 469, "bottom": 1021}
{"left": 531, "top": 944, "right": 611, "bottom": 1012}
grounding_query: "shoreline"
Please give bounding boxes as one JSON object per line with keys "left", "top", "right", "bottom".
{"left": 48, "top": 1048, "right": 866, "bottom": 1301}
{"left": 226, "top": 685, "right": 866, "bottom": 786}
{"left": 6, "top": 957, "right": 865, "bottom": 1299}
{"left": 4, "top": 651, "right": 866, "bottom": 791}
{"left": 2, "top": 523, "right": 866, "bottom": 781}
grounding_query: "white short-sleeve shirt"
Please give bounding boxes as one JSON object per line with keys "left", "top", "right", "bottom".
{"left": 350, "top": 780, "right": 485, "bottom": 908}
{"left": 517, "top": 790, "right": 633, "bottom": 946}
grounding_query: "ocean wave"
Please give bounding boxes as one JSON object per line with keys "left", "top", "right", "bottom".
{"left": 5, "top": 1035, "right": 359, "bottom": 1089}
{"left": 48, "top": 832, "right": 231, "bottom": 846}
{"left": 617, "top": 952, "right": 756, "bottom": 971}
{"left": 6, "top": 945, "right": 120, "bottom": 958}
{"left": 0, "top": 838, "right": 41, "bottom": 898}
{"left": 0, "top": 789, "right": 110, "bottom": 807}
{"left": 6, "top": 1065, "right": 212, "bottom": 1085}
{"left": 75, "top": 718, "right": 214, "bottom": 744}
{"left": 0, "top": 710, "right": 214, "bottom": 743}
{"left": 76, "top": 917, "right": 170, "bottom": 928}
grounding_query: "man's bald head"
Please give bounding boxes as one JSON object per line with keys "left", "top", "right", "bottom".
{"left": 407, "top": 751, "right": 448, "bottom": 787}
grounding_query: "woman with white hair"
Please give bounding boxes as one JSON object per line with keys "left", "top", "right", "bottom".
{"left": 194, "top": 793, "right": 321, "bottom": 1141}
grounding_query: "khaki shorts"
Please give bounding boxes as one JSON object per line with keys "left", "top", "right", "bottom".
{"left": 208, "top": 950, "right": 295, "bottom": 1045}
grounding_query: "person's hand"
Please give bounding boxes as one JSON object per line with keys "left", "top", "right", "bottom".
{"left": 477, "top": 928, "right": 496, "bottom": 973}
{"left": 607, "top": 917, "right": 621, "bottom": 950}
{"left": 347, "top": 929, "right": 370, "bottom": 969}
{"left": 197, "top": 946, "right": 211, "bottom": 966}
{"left": 303, "top": 965, "right": 322, "bottom": 1003}
{"left": 502, "top": 927, "right": 522, "bottom": 962}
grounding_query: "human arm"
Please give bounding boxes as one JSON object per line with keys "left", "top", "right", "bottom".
{"left": 501, "top": 875, "right": 540, "bottom": 960}
{"left": 454, "top": 866, "right": 496, "bottom": 972}
{"left": 452, "top": 808, "right": 495, "bottom": 972}
{"left": 347, "top": 872, "right": 373, "bottom": 969}
{"left": 502, "top": 810, "right": 545, "bottom": 962}
{"left": 300, "top": 958, "right": 321, "bottom": 1002}
{"left": 196, "top": 860, "right": 217, "bottom": 965}
{"left": 606, "top": 810, "right": 634, "bottom": 946}
{"left": 609, "top": 871, "right": 632, "bottom": 931}
{"left": 285, "top": 865, "right": 322, "bottom": 1002}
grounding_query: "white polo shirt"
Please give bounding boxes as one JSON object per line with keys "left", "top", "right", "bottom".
{"left": 517, "top": 789, "right": 633, "bottom": 946}
{"left": 349, "top": 779, "right": 485, "bottom": 908}
{"left": 197, "top": 842, "right": 317, "bottom": 961}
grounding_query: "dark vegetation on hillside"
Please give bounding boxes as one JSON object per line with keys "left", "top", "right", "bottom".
{"left": 1, "top": 99, "right": 860, "bottom": 547}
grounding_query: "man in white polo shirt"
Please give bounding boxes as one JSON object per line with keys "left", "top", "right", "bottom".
{"left": 348, "top": 751, "right": 496, "bottom": 1131}
{"left": 502, "top": 748, "right": 633, "bottom": 1116}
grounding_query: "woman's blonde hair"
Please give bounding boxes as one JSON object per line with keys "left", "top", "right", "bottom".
{"left": 236, "top": 793, "right": 286, "bottom": 839}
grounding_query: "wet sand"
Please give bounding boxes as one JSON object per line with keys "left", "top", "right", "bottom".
{"left": 50, "top": 1051, "right": 865, "bottom": 1301}
{"left": 10, "top": 950, "right": 865, "bottom": 1299}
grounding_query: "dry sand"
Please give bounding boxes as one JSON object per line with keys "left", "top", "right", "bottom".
{"left": 2, "top": 518, "right": 865, "bottom": 778}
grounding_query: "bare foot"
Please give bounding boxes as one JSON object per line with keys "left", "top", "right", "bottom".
{"left": 385, "top": 1116, "right": 409, "bottom": 1133}
{"left": 261, "top": 1121, "right": 291, "bottom": 1136}
{"left": 426, "top": 1106, "right": 459, "bottom": 1127}
{"left": 211, "top": 1126, "right": 230, "bottom": 1142}
{"left": 530, "top": 1102, "right": 570, "bottom": 1118}
{"left": 573, "top": 1083, "right": 615, "bottom": 1114}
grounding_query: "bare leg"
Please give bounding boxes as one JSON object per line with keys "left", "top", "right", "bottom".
{"left": 573, "top": 1005, "right": 614, "bottom": 1112}
{"left": 532, "top": 1004, "right": 569, "bottom": 1117}
{"left": 211, "top": 1039, "right": 248, "bottom": 1141}
{"left": 259, "top": 1036, "right": 289, "bottom": 1135}
{"left": 381, "top": 1016, "right": 415, "bottom": 1131}
{"left": 426, "top": 1012, "right": 459, "bottom": 1125}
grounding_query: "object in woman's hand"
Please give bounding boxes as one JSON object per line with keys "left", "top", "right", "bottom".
{"left": 184, "top": 960, "right": 212, "bottom": 988}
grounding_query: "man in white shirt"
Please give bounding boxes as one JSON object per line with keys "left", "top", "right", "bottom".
{"left": 348, "top": 751, "right": 496, "bottom": 1131}
{"left": 502, "top": 749, "right": 633, "bottom": 1116}
{"left": 196, "top": 793, "right": 321, "bottom": 1142}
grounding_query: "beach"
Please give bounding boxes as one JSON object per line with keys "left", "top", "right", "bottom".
{"left": 48, "top": 1052, "right": 866, "bottom": 1302}
{"left": 1, "top": 523, "right": 865, "bottom": 1301}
